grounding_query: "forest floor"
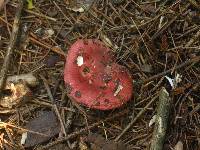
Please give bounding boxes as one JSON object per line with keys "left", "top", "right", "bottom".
{"left": 0, "top": 0, "right": 200, "bottom": 150}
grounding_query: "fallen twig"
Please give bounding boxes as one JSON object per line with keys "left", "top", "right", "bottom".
{"left": 40, "top": 74, "right": 67, "bottom": 137}
{"left": 150, "top": 87, "right": 171, "bottom": 150}
{"left": 0, "top": 0, "right": 24, "bottom": 93}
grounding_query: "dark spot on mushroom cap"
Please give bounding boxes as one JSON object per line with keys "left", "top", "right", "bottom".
{"left": 117, "top": 95, "right": 126, "bottom": 104}
{"left": 99, "top": 86, "right": 107, "bottom": 90}
{"left": 75, "top": 91, "right": 81, "bottom": 98}
{"left": 104, "top": 99, "right": 110, "bottom": 105}
{"left": 65, "top": 83, "right": 72, "bottom": 94}
{"left": 82, "top": 66, "right": 90, "bottom": 74}
{"left": 93, "top": 101, "right": 100, "bottom": 106}
{"left": 102, "top": 74, "right": 112, "bottom": 83}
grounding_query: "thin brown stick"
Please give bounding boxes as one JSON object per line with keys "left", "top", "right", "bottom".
{"left": 40, "top": 75, "right": 67, "bottom": 137}
{"left": 0, "top": 0, "right": 24, "bottom": 93}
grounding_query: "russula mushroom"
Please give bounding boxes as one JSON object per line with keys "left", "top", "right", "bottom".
{"left": 64, "top": 39, "right": 133, "bottom": 110}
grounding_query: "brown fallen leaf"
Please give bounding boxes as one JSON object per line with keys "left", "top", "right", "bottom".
{"left": 23, "top": 111, "right": 60, "bottom": 148}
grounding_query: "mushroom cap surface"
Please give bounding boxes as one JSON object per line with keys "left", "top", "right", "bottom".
{"left": 64, "top": 39, "right": 133, "bottom": 110}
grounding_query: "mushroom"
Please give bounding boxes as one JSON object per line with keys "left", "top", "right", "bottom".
{"left": 64, "top": 39, "right": 133, "bottom": 110}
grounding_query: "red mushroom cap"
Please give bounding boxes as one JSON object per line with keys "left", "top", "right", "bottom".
{"left": 64, "top": 39, "right": 133, "bottom": 110}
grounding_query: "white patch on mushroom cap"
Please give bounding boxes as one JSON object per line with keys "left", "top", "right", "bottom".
{"left": 89, "top": 80, "right": 92, "bottom": 84}
{"left": 114, "top": 84, "right": 123, "bottom": 96}
{"left": 77, "top": 56, "right": 84, "bottom": 66}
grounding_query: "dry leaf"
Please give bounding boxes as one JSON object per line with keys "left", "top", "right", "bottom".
{"left": 24, "top": 111, "right": 60, "bottom": 148}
